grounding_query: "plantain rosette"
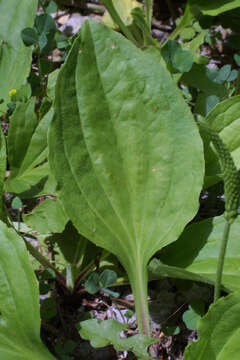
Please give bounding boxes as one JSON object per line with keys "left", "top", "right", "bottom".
{"left": 49, "top": 20, "right": 204, "bottom": 335}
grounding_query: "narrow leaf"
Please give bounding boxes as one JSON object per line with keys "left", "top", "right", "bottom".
{"left": 5, "top": 162, "right": 56, "bottom": 198}
{"left": 0, "top": 220, "right": 55, "bottom": 359}
{"left": 8, "top": 98, "right": 38, "bottom": 176}
{"left": 19, "top": 107, "right": 53, "bottom": 172}
{"left": 6, "top": 103, "right": 53, "bottom": 197}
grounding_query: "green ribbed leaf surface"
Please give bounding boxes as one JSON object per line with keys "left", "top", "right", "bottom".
{"left": 49, "top": 20, "right": 204, "bottom": 333}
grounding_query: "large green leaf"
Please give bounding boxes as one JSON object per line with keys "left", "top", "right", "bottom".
{"left": 188, "top": 0, "right": 240, "bottom": 16}
{"left": 184, "top": 291, "right": 240, "bottom": 359}
{"left": 152, "top": 215, "right": 240, "bottom": 292}
{"left": 8, "top": 98, "right": 38, "bottom": 176}
{"left": 0, "top": 0, "right": 38, "bottom": 111}
{"left": 202, "top": 96, "right": 240, "bottom": 187}
{"left": 0, "top": 220, "right": 55, "bottom": 359}
{"left": 49, "top": 20, "right": 204, "bottom": 333}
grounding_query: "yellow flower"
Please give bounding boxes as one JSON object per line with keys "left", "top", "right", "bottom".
{"left": 9, "top": 89, "right": 17, "bottom": 97}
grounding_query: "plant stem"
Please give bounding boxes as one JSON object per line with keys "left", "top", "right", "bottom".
{"left": 145, "top": 0, "right": 153, "bottom": 31}
{"left": 23, "top": 238, "right": 66, "bottom": 285}
{"left": 128, "top": 259, "right": 150, "bottom": 336}
{"left": 5, "top": 205, "right": 66, "bottom": 285}
{"left": 214, "top": 220, "right": 231, "bottom": 302}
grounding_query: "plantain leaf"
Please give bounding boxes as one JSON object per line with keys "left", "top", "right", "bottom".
{"left": 18, "top": 107, "right": 53, "bottom": 173}
{"left": 0, "top": 220, "right": 55, "bottom": 359}
{"left": 184, "top": 291, "right": 240, "bottom": 359}
{"left": 8, "top": 100, "right": 53, "bottom": 176}
{"left": 49, "top": 20, "right": 204, "bottom": 333}
{"left": 0, "top": 0, "right": 38, "bottom": 112}
{"left": 152, "top": 215, "right": 240, "bottom": 292}
{"left": 8, "top": 98, "right": 38, "bottom": 176}
{"left": 6, "top": 100, "right": 54, "bottom": 197}
{"left": 5, "top": 162, "right": 56, "bottom": 199}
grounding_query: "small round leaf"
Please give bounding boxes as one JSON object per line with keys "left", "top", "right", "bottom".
{"left": 85, "top": 272, "right": 100, "bottom": 294}
{"left": 99, "top": 269, "right": 117, "bottom": 288}
{"left": 11, "top": 196, "right": 23, "bottom": 209}
{"left": 183, "top": 306, "right": 201, "bottom": 330}
{"left": 35, "top": 14, "right": 56, "bottom": 35}
{"left": 21, "top": 27, "right": 38, "bottom": 46}
{"left": 173, "top": 49, "right": 194, "bottom": 73}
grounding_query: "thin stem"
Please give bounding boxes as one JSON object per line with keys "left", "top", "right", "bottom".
{"left": 214, "top": 220, "right": 231, "bottom": 302}
{"left": 128, "top": 259, "right": 150, "bottom": 336}
{"left": 145, "top": 0, "right": 153, "bottom": 31}
{"left": 5, "top": 205, "right": 66, "bottom": 285}
{"left": 23, "top": 238, "right": 66, "bottom": 285}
